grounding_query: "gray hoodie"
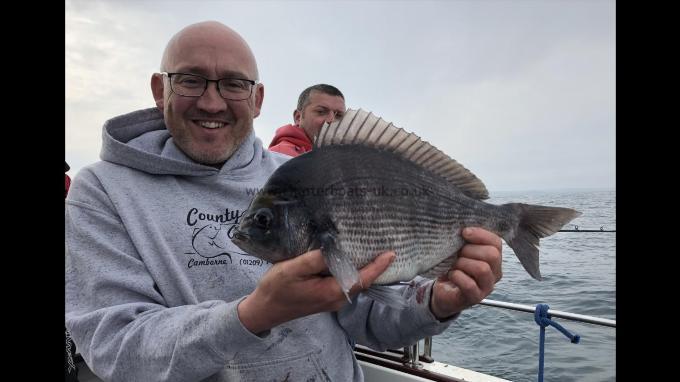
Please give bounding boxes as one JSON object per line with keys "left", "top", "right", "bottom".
{"left": 65, "top": 108, "right": 454, "bottom": 382}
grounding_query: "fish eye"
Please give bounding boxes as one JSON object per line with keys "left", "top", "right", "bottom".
{"left": 253, "top": 208, "right": 273, "bottom": 229}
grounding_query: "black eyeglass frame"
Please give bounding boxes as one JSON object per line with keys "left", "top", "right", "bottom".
{"left": 160, "top": 72, "right": 258, "bottom": 100}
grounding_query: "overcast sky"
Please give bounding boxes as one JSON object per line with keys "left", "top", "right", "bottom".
{"left": 65, "top": 0, "right": 615, "bottom": 192}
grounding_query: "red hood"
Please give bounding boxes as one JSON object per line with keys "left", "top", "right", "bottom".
{"left": 268, "top": 124, "right": 312, "bottom": 157}
{"left": 65, "top": 161, "right": 71, "bottom": 198}
{"left": 65, "top": 173, "right": 71, "bottom": 198}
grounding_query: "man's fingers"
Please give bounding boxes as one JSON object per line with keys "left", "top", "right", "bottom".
{"left": 451, "top": 257, "right": 496, "bottom": 289}
{"left": 459, "top": 243, "right": 500, "bottom": 261}
{"left": 462, "top": 227, "right": 502, "bottom": 251}
{"left": 353, "top": 251, "right": 396, "bottom": 292}
{"left": 459, "top": 243, "right": 502, "bottom": 280}
{"left": 282, "top": 250, "right": 396, "bottom": 308}
{"left": 448, "top": 269, "right": 485, "bottom": 304}
{"left": 460, "top": 228, "right": 502, "bottom": 281}
{"left": 287, "top": 249, "right": 328, "bottom": 275}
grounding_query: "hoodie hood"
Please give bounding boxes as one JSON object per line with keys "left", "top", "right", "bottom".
{"left": 268, "top": 124, "right": 312, "bottom": 157}
{"left": 100, "top": 108, "right": 275, "bottom": 177}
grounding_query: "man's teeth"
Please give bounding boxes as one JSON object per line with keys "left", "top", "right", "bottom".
{"left": 198, "top": 121, "right": 224, "bottom": 129}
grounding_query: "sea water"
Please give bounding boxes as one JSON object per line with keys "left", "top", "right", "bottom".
{"left": 432, "top": 188, "right": 615, "bottom": 382}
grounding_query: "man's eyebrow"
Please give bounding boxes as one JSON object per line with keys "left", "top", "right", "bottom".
{"left": 218, "top": 70, "right": 252, "bottom": 79}
{"left": 173, "top": 67, "right": 251, "bottom": 79}
{"left": 313, "top": 105, "right": 344, "bottom": 115}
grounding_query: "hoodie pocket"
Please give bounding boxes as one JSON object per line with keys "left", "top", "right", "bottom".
{"left": 220, "top": 350, "right": 329, "bottom": 382}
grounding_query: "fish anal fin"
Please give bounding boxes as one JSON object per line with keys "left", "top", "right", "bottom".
{"left": 363, "top": 285, "right": 408, "bottom": 310}
{"left": 418, "top": 254, "right": 457, "bottom": 280}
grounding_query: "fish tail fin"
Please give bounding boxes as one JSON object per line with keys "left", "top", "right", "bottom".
{"left": 503, "top": 203, "right": 581, "bottom": 281}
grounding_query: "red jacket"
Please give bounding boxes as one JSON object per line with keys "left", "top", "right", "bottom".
{"left": 268, "top": 124, "right": 312, "bottom": 157}
{"left": 65, "top": 161, "right": 71, "bottom": 198}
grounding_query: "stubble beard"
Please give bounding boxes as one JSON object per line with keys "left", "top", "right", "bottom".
{"left": 185, "top": 122, "right": 253, "bottom": 166}
{"left": 165, "top": 108, "right": 254, "bottom": 167}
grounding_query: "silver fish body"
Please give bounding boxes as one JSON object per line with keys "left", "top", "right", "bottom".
{"left": 232, "top": 109, "right": 580, "bottom": 297}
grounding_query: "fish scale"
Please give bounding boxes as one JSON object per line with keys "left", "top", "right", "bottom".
{"left": 277, "top": 145, "right": 505, "bottom": 282}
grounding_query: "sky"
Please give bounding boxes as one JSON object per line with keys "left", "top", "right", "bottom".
{"left": 65, "top": 0, "right": 615, "bottom": 192}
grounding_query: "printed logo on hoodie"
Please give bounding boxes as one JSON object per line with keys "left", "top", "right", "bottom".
{"left": 183, "top": 206, "right": 251, "bottom": 268}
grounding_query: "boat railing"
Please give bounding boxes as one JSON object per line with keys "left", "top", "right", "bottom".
{"left": 479, "top": 298, "right": 616, "bottom": 327}
{"left": 397, "top": 298, "right": 615, "bottom": 370}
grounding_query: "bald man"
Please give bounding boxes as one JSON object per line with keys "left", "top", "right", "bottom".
{"left": 65, "top": 21, "right": 502, "bottom": 381}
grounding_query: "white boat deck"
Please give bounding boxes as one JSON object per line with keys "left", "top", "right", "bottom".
{"left": 73, "top": 354, "right": 511, "bottom": 382}
{"left": 356, "top": 345, "right": 511, "bottom": 382}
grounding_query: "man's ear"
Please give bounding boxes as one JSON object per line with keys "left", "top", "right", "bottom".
{"left": 253, "top": 83, "right": 264, "bottom": 118}
{"left": 151, "top": 73, "right": 165, "bottom": 111}
{"left": 293, "top": 109, "right": 301, "bottom": 126}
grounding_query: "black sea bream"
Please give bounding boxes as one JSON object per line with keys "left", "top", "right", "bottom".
{"left": 232, "top": 109, "right": 580, "bottom": 306}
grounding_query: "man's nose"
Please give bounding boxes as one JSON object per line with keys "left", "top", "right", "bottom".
{"left": 196, "top": 82, "right": 228, "bottom": 113}
{"left": 325, "top": 111, "right": 338, "bottom": 123}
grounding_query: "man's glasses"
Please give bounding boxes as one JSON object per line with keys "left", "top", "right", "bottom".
{"left": 161, "top": 72, "right": 257, "bottom": 101}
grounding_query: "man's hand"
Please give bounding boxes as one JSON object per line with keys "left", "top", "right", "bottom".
{"left": 430, "top": 227, "right": 502, "bottom": 320}
{"left": 238, "top": 250, "right": 395, "bottom": 334}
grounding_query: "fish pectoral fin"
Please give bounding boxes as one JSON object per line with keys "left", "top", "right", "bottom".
{"left": 317, "top": 231, "right": 359, "bottom": 302}
{"left": 364, "top": 285, "right": 408, "bottom": 310}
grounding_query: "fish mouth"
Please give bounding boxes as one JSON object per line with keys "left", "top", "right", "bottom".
{"left": 231, "top": 230, "right": 251, "bottom": 248}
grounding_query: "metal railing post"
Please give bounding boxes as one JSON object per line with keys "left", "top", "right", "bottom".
{"left": 402, "top": 342, "right": 423, "bottom": 369}
{"left": 422, "top": 336, "right": 433, "bottom": 362}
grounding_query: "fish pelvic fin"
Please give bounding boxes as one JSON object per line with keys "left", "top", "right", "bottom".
{"left": 504, "top": 203, "right": 582, "bottom": 281}
{"left": 316, "top": 231, "right": 360, "bottom": 300}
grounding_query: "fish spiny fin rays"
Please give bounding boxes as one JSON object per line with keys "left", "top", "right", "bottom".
{"left": 315, "top": 108, "right": 489, "bottom": 200}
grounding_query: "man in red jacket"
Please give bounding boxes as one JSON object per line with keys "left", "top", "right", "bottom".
{"left": 269, "top": 84, "right": 345, "bottom": 156}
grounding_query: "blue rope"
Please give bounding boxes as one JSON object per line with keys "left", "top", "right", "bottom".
{"left": 534, "top": 303, "right": 580, "bottom": 382}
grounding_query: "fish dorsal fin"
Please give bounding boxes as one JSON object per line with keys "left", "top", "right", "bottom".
{"left": 314, "top": 108, "right": 489, "bottom": 200}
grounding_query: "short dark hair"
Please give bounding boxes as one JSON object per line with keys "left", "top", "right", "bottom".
{"left": 297, "top": 84, "right": 344, "bottom": 111}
